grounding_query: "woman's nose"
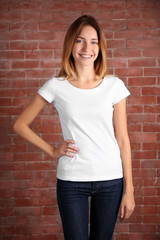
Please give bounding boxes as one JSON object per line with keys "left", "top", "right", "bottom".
{"left": 82, "top": 42, "right": 90, "bottom": 51}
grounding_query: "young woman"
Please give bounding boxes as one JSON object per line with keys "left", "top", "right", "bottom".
{"left": 14, "top": 15, "right": 135, "bottom": 240}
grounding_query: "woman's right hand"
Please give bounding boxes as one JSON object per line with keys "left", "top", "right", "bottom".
{"left": 53, "top": 139, "right": 79, "bottom": 158}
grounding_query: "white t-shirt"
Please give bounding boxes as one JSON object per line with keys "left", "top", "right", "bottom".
{"left": 38, "top": 76, "right": 130, "bottom": 181}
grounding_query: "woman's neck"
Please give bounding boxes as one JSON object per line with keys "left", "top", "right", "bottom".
{"left": 74, "top": 65, "right": 97, "bottom": 82}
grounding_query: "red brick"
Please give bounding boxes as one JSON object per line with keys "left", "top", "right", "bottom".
{"left": 115, "top": 68, "right": 143, "bottom": 76}
{"left": 100, "top": 20, "right": 127, "bottom": 30}
{"left": 113, "top": 10, "right": 141, "bottom": 19}
{"left": 0, "top": 70, "right": 25, "bottom": 79}
{"left": 107, "top": 39, "right": 126, "bottom": 49}
{"left": 128, "top": 19, "right": 157, "bottom": 29}
{"left": 40, "top": 60, "right": 61, "bottom": 68}
{"left": 142, "top": 9, "right": 160, "bottom": 19}
{"left": 128, "top": 96, "right": 156, "bottom": 105}
{"left": 26, "top": 69, "right": 55, "bottom": 78}
{"left": 39, "top": 2, "right": 67, "bottom": 11}
{"left": 0, "top": 41, "right": 9, "bottom": 50}
{"left": 0, "top": 98, "right": 11, "bottom": 106}
{"left": 144, "top": 68, "right": 160, "bottom": 76}
{"left": 85, "top": 12, "right": 113, "bottom": 22}
{"left": 40, "top": 22, "right": 67, "bottom": 31}
{"left": 97, "top": 0, "right": 126, "bottom": 9}
{"left": 10, "top": 41, "right": 38, "bottom": 50}
{"left": 39, "top": 41, "right": 63, "bottom": 50}
{"left": 1, "top": 145, "right": 26, "bottom": 153}
{"left": 143, "top": 123, "right": 160, "bottom": 132}
{"left": 134, "top": 151, "right": 157, "bottom": 160}
{"left": 156, "top": 134, "right": 160, "bottom": 141}
{"left": 127, "top": 105, "right": 143, "bottom": 114}
{"left": 115, "top": 29, "right": 143, "bottom": 39}
{"left": 108, "top": 59, "right": 127, "bottom": 68}
{"left": 113, "top": 49, "right": 141, "bottom": 58}
{"left": 0, "top": 226, "right": 15, "bottom": 235}
{"left": 0, "top": 171, "right": 14, "bottom": 180}
{"left": 83, "top": 2, "right": 98, "bottom": 10}
{"left": 0, "top": 23, "right": 9, "bottom": 31}
{"left": 5, "top": 208, "right": 39, "bottom": 221}
{"left": 0, "top": 12, "right": 22, "bottom": 21}
{"left": 128, "top": 123, "right": 141, "bottom": 132}
{"left": 0, "top": 79, "right": 10, "bottom": 88}
{"left": 128, "top": 77, "right": 156, "bottom": 86}
{"left": 0, "top": 2, "right": 8, "bottom": 11}
{"left": 23, "top": 12, "right": 40, "bottom": 21}
{"left": 130, "top": 224, "right": 156, "bottom": 234}
{"left": 144, "top": 29, "right": 160, "bottom": 38}
{"left": 54, "top": 11, "right": 79, "bottom": 21}
{"left": 141, "top": 160, "right": 160, "bottom": 168}
{"left": 144, "top": 197, "right": 160, "bottom": 205}
{"left": 14, "top": 171, "right": 41, "bottom": 180}
{"left": 143, "top": 48, "right": 160, "bottom": 57}
{"left": 12, "top": 22, "right": 39, "bottom": 31}
{"left": 127, "top": 0, "right": 155, "bottom": 9}
{"left": 0, "top": 162, "right": 25, "bottom": 171}
{"left": 13, "top": 98, "right": 31, "bottom": 106}
{"left": 12, "top": 60, "right": 39, "bottom": 69}
{"left": 116, "top": 233, "right": 143, "bottom": 240}
{"left": 0, "top": 189, "right": 13, "bottom": 199}
{"left": 25, "top": 32, "right": 54, "bottom": 41}
{"left": 142, "top": 206, "right": 157, "bottom": 214}
{"left": 129, "top": 132, "right": 156, "bottom": 142}
{"left": 144, "top": 105, "right": 160, "bottom": 113}
{"left": 127, "top": 39, "right": 155, "bottom": 48}
{"left": 40, "top": 12, "right": 52, "bottom": 21}
{"left": 14, "top": 189, "right": 41, "bottom": 198}
{"left": 8, "top": 32, "right": 25, "bottom": 41}
{"left": 142, "top": 87, "right": 160, "bottom": 95}
{"left": 128, "top": 114, "right": 155, "bottom": 123}
{"left": 143, "top": 142, "right": 160, "bottom": 150}
{"left": 129, "top": 86, "right": 140, "bottom": 96}
{"left": 9, "top": 2, "right": 38, "bottom": 11}
{"left": 29, "top": 236, "right": 57, "bottom": 240}
{"left": 27, "top": 162, "right": 54, "bottom": 171}
{"left": 0, "top": 51, "right": 24, "bottom": 59}
{"left": 143, "top": 178, "right": 160, "bottom": 187}
{"left": 128, "top": 59, "right": 156, "bottom": 67}
{"left": 43, "top": 206, "right": 59, "bottom": 215}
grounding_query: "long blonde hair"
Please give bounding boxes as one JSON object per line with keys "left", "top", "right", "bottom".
{"left": 57, "top": 15, "right": 107, "bottom": 80}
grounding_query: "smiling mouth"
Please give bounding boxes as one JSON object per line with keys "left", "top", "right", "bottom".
{"left": 79, "top": 54, "right": 93, "bottom": 58}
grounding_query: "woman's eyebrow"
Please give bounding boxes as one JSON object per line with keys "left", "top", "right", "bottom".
{"left": 77, "top": 36, "right": 98, "bottom": 40}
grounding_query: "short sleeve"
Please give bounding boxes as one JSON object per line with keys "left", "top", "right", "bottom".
{"left": 38, "top": 78, "right": 56, "bottom": 103}
{"left": 113, "top": 78, "right": 130, "bottom": 105}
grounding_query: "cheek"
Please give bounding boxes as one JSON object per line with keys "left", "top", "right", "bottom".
{"left": 94, "top": 46, "right": 99, "bottom": 56}
{"left": 72, "top": 45, "right": 79, "bottom": 58}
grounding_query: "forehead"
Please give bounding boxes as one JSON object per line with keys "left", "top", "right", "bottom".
{"left": 78, "top": 25, "right": 98, "bottom": 39}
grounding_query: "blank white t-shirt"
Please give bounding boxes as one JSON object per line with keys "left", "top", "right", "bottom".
{"left": 38, "top": 76, "right": 130, "bottom": 181}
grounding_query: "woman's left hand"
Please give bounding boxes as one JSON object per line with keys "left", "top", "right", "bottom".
{"left": 120, "top": 191, "right": 135, "bottom": 220}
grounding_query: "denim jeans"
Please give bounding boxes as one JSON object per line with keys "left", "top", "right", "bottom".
{"left": 57, "top": 178, "right": 123, "bottom": 240}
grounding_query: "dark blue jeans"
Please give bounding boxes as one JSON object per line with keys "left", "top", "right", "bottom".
{"left": 57, "top": 178, "right": 123, "bottom": 240}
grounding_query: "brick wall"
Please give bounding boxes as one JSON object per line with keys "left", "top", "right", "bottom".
{"left": 0, "top": 0, "right": 160, "bottom": 239}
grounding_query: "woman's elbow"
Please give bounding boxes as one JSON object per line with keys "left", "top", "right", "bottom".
{"left": 116, "top": 134, "right": 130, "bottom": 150}
{"left": 13, "top": 119, "right": 25, "bottom": 135}
{"left": 13, "top": 120, "right": 20, "bottom": 134}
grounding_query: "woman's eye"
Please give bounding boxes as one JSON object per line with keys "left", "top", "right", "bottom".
{"left": 91, "top": 41, "right": 98, "bottom": 45}
{"left": 76, "top": 39, "right": 83, "bottom": 43}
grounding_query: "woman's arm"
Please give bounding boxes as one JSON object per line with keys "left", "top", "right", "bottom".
{"left": 113, "top": 98, "right": 135, "bottom": 220}
{"left": 13, "top": 94, "right": 78, "bottom": 158}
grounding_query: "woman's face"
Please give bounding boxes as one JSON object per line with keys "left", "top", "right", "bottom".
{"left": 72, "top": 25, "right": 99, "bottom": 68}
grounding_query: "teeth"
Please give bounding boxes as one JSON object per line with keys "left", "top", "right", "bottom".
{"left": 80, "top": 54, "right": 92, "bottom": 58}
